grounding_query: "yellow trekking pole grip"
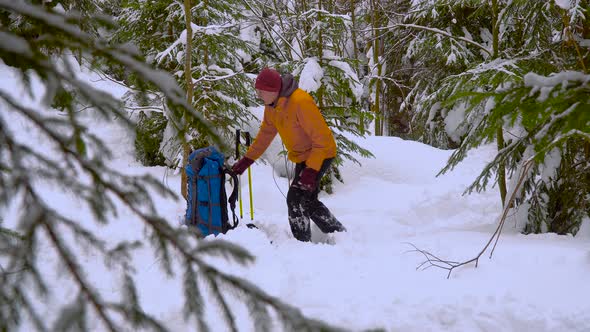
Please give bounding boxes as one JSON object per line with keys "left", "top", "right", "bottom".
{"left": 246, "top": 132, "right": 254, "bottom": 220}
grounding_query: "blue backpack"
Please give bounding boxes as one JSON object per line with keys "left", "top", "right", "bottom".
{"left": 185, "top": 146, "right": 239, "bottom": 236}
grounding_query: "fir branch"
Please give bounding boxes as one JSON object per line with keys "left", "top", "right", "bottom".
{"left": 367, "top": 23, "right": 492, "bottom": 56}
{"left": 204, "top": 271, "right": 239, "bottom": 332}
{"left": 194, "top": 239, "right": 256, "bottom": 265}
{"left": 247, "top": 295, "right": 272, "bottom": 332}
{"left": 15, "top": 287, "right": 49, "bottom": 332}
{"left": 107, "top": 303, "right": 169, "bottom": 332}
{"left": 182, "top": 263, "right": 208, "bottom": 331}
{"left": 42, "top": 205, "right": 119, "bottom": 332}
{"left": 0, "top": 227, "right": 24, "bottom": 242}
{"left": 107, "top": 273, "right": 169, "bottom": 331}
{"left": 51, "top": 294, "right": 88, "bottom": 332}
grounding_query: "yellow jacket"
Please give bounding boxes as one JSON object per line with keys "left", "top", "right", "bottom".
{"left": 245, "top": 88, "right": 337, "bottom": 171}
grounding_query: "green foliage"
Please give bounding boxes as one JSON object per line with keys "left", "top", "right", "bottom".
{"left": 135, "top": 111, "right": 167, "bottom": 166}
{"left": 394, "top": 0, "right": 590, "bottom": 234}
{"left": 116, "top": 0, "right": 257, "bottom": 163}
{"left": 319, "top": 164, "right": 343, "bottom": 195}
{"left": 525, "top": 142, "right": 590, "bottom": 235}
{"left": 4, "top": 0, "right": 110, "bottom": 57}
{"left": 406, "top": 0, "right": 491, "bottom": 70}
{"left": 0, "top": 222, "right": 24, "bottom": 244}
{"left": 50, "top": 87, "right": 75, "bottom": 111}
{"left": 404, "top": 0, "right": 585, "bottom": 148}
{"left": 115, "top": 0, "right": 374, "bottom": 185}
{"left": 115, "top": 0, "right": 179, "bottom": 53}
{"left": 399, "top": 1, "right": 494, "bottom": 148}
{"left": 441, "top": 68, "right": 590, "bottom": 235}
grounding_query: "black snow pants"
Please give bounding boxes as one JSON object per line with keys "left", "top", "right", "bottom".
{"left": 287, "top": 158, "right": 346, "bottom": 242}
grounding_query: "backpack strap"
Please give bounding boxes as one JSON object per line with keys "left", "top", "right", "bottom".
{"left": 224, "top": 167, "right": 240, "bottom": 230}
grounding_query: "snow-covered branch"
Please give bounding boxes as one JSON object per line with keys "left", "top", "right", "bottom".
{"left": 363, "top": 23, "right": 492, "bottom": 56}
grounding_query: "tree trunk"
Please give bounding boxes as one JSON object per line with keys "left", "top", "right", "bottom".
{"left": 181, "top": 0, "right": 194, "bottom": 200}
{"left": 273, "top": 0, "right": 292, "bottom": 59}
{"left": 317, "top": 0, "right": 325, "bottom": 110}
{"left": 492, "top": 0, "right": 507, "bottom": 206}
{"left": 301, "top": 0, "right": 311, "bottom": 51}
{"left": 350, "top": 0, "right": 365, "bottom": 135}
{"left": 370, "top": 0, "right": 383, "bottom": 136}
{"left": 349, "top": 0, "right": 359, "bottom": 70}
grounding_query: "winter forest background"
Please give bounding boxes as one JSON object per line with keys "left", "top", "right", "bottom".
{"left": 1, "top": 0, "right": 589, "bottom": 331}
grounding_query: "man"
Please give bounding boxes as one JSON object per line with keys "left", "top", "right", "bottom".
{"left": 232, "top": 67, "right": 346, "bottom": 242}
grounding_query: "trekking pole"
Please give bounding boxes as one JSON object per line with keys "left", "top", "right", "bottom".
{"left": 245, "top": 132, "right": 254, "bottom": 221}
{"left": 235, "top": 129, "right": 243, "bottom": 219}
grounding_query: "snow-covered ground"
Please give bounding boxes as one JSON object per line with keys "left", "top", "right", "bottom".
{"left": 3, "top": 61, "right": 590, "bottom": 332}
{"left": 203, "top": 136, "right": 590, "bottom": 332}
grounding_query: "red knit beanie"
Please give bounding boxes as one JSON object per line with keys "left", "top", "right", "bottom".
{"left": 255, "top": 68, "right": 282, "bottom": 92}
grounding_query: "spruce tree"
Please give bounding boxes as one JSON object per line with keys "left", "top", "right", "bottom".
{"left": 398, "top": 0, "right": 590, "bottom": 234}
{"left": 116, "top": 0, "right": 257, "bottom": 165}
